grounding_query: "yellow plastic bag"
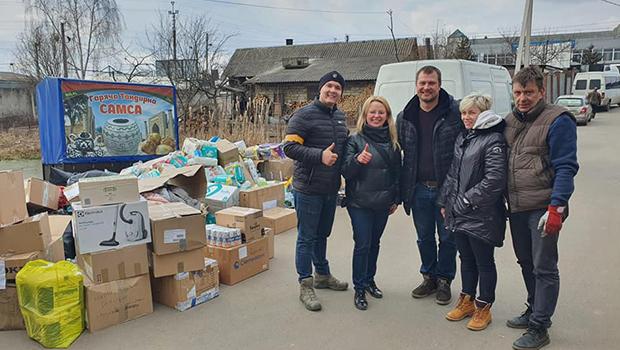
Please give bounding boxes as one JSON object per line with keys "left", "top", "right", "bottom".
{"left": 16, "top": 260, "right": 84, "bottom": 348}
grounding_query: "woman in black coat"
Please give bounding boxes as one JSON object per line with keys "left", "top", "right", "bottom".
{"left": 342, "top": 96, "right": 401, "bottom": 311}
{"left": 437, "top": 94, "right": 507, "bottom": 331}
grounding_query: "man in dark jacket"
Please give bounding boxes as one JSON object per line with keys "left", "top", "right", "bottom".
{"left": 283, "top": 71, "right": 350, "bottom": 312}
{"left": 397, "top": 65, "right": 464, "bottom": 305}
{"left": 505, "top": 66, "right": 579, "bottom": 350}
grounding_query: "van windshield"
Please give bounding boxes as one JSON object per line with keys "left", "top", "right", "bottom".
{"left": 556, "top": 98, "right": 584, "bottom": 107}
{"left": 589, "top": 79, "right": 601, "bottom": 89}
{"left": 575, "top": 80, "right": 587, "bottom": 90}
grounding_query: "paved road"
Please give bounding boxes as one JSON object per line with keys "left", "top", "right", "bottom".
{"left": 2, "top": 108, "right": 620, "bottom": 350}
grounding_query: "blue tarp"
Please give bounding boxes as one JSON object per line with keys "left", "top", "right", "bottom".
{"left": 36, "top": 78, "right": 178, "bottom": 165}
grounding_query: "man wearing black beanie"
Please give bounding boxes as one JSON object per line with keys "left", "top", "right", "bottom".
{"left": 283, "top": 70, "right": 350, "bottom": 311}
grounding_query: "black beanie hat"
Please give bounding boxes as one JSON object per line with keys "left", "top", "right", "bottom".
{"left": 318, "top": 71, "right": 345, "bottom": 92}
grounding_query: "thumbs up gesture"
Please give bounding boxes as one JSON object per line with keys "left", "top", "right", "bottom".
{"left": 357, "top": 143, "right": 373, "bottom": 165}
{"left": 322, "top": 143, "right": 339, "bottom": 166}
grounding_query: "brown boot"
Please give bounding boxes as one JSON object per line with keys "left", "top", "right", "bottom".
{"left": 467, "top": 299, "right": 492, "bottom": 331}
{"left": 446, "top": 293, "right": 475, "bottom": 321}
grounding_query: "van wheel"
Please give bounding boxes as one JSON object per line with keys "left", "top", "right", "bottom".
{"left": 605, "top": 101, "right": 611, "bottom": 112}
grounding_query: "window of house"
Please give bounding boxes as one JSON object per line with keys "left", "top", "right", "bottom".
{"left": 572, "top": 53, "right": 582, "bottom": 63}
{"left": 603, "top": 49, "right": 613, "bottom": 62}
{"left": 614, "top": 49, "right": 620, "bottom": 61}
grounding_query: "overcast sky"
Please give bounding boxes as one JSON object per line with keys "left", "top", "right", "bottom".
{"left": 0, "top": 0, "right": 618, "bottom": 72}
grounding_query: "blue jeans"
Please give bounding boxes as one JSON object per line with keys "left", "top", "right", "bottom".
{"left": 509, "top": 209, "right": 559, "bottom": 329}
{"left": 412, "top": 183, "right": 457, "bottom": 280}
{"left": 456, "top": 232, "right": 497, "bottom": 303}
{"left": 293, "top": 191, "right": 337, "bottom": 281}
{"left": 347, "top": 206, "right": 390, "bottom": 292}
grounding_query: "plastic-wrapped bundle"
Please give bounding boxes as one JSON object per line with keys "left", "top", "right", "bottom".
{"left": 16, "top": 260, "right": 84, "bottom": 348}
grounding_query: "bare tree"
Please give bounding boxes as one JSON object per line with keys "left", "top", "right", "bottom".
{"left": 529, "top": 34, "right": 573, "bottom": 68}
{"left": 431, "top": 24, "right": 449, "bottom": 59}
{"left": 148, "top": 12, "right": 235, "bottom": 120}
{"left": 581, "top": 45, "right": 603, "bottom": 65}
{"left": 15, "top": 0, "right": 123, "bottom": 79}
{"left": 499, "top": 27, "right": 520, "bottom": 63}
{"left": 106, "top": 42, "right": 156, "bottom": 82}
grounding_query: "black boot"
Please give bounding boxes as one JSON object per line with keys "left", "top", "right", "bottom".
{"left": 366, "top": 281, "right": 383, "bottom": 299}
{"left": 435, "top": 278, "right": 452, "bottom": 305}
{"left": 506, "top": 304, "right": 532, "bottom": 329}
{"left": 354, "top": 290, "right": 368, "bottom": 311}
{"left": 411, "top": 275, "right": 437, "bottom": 299}
{"left": 512, "top": 326, "right": 550, "bottom": 350}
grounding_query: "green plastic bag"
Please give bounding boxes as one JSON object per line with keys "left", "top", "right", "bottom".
{"left": 16, "top": 260, "right": 84, "bottom": 348}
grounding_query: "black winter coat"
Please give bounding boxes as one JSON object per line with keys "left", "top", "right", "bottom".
{"left": 342, "top": 130, "right": 401, "bottom": 209}
{"left": 283, "top": 100, "right": 349, "bottom": 195}
{"left": 437, "top": 121, "right": 508, "bottom": 247}
{"left": 397, "top": 89, "right": 464, "bottom": 213}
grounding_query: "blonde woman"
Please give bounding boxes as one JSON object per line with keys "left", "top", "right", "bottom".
{"left": 342, "top": 96, "right": 401, "bottom": 310}
{"left": 437, "top": 93, "right": 507, "bottom": 331}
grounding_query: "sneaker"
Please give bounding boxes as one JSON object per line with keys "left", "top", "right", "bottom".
{"left": 435, "top": 278, "right": 452, "bottom": 305}
{"left": 411, "top": 275, "right": 437, "bottom": 299}
{"left": 512, "top": 326, "right": 550, "bottom": 350}
{"left": 354, "top": 289, "right": 368, "bottom": 311}
{"left": 366, "top": 281, "right": 383, "bottom": 299}
{"left": 314, "top": 273, "right": 348, "bottom": 291}
{"left": 299, "top": 277, "right": 321, "bottom": 311}
{"left": 446, "top": 293, "right": 475, "bottom": 321}
{"left": 506, "top": 304, "right": 532, "bottom": 329}
{"left": 467, "top": 299, "right": 492, "bottom": 331}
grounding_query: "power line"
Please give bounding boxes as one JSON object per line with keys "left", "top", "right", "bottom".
{"left": 601, "top": 0, "right": 620, "bottom": 7}
{"left": 200, "top": 0, "right": 384, "bottom": 14}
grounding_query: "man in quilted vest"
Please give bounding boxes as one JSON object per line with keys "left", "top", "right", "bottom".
{"left": 504, "top": 66, "right": 579, "bottom": 350}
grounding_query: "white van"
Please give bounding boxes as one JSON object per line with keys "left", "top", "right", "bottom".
{"left": 374, "top": 59, "right": 513, "bottom": 116}
{"left": 572, "top": 71, "right": 620, "bottom": 111}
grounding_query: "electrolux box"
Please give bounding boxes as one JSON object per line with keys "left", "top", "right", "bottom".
{"left": 72, "top": 200, "right": 151, "bottom": 254}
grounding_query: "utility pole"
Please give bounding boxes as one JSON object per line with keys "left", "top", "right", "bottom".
{"left": 205, "top": 32, "right": 210, "bottom": 73}
{"left": 61, "top": 21, "right": 68, "bottom": 78}
{"left": 515, "top": 0, "right": 533, "bottom": 74}
{"left": 168, "top": 1, "right": 179, "bottom": 77}
{"left": 386, "top": 9, "right": 400, "bottom": 62}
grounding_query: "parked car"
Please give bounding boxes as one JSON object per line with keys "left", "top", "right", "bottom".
{"left": 555, "top": 95, "right": 593, "bottom": 126}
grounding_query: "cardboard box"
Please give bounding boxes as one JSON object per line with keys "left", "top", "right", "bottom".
{"left": 150, "top": 248, "right": 205, "bottom": 278}
{"left": 215, "top": 139, "right": 239, "bottom": 166}
{"left": 138, "top": 165, "right": 207, "bottom": 201}
{"left": 84, "top": 274, "right": 153, "bottom": 332}
{"left": 152, "top": 258, "right": 219, "bottom": 311}
{"left": 261, "top": 207, "right": 297, "bottom": 235}
{"left": 0, "top": 170, "right": 28, "bottom": 227}
{"left": 78, "top": 244, "right": 149, "bottom": 284}
{"left": 0, "top": 213, "right": 71, "bottom": 255}
{"left": 264, "top": 227, "right": 274, "bottom": 259}
{"left": 0, "top": 287, "right": 24, "bottom": 330}
{"left": 72, "top": 200, "right": 151, "bottom": 255}
{"left": 149, "top": 202, "right": 207, "bottom": 255}
{"left": 78, "top": 175, "right": 139, "bottom": 207}
{"left": 215, "top": 207, "right": 262, "bottom": 243}
{"left": 1, "top": 251, "right": 39, "bottom": 282}
{"left": 258, "top": 158, "right": 294, "bottom": 181}
{"left": 239, "top": 182, "right": 285, "bottom": 210}
{"left": 205, "top": 183, "right": 239, "bottom": 214}
{"left": 204, "top": 236, "right": 269, "bottom": 285}
{"left": 63, "top": 182, "right": 80, "bottom": 203}
{"left": 24, "top": 177, "right": 61, "bottom": 210}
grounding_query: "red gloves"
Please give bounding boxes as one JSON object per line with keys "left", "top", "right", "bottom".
{"left": 538, "top": 205, "right": 565, "bottom": 237}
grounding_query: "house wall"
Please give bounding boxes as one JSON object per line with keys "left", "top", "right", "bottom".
{"left": 0, "top": 85, "right": 35, "bottom": 128}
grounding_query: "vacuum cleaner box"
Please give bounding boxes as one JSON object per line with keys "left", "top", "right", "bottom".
{"left": 215, "top": 206, "right": 262, "bottom": 243}
{"left": 260, "top": 207, "right": 297, "bottom": 235}
{"left": 0, "top": 170, "right": 28, "bottom": 227}
{"left": 152, "top": 258, "right": 219, "bottom": 311}
{"left": 78, "top": 175, "right": 140, "bottom": 207}
{"left": 24, "top": 177, "right": 61, "bottom": 211}
{"left": 239, "top": 182, "right": 285, "bottom": 210}
{"left": 148, "top": 202, "right": 207, "bottom": 255}
{"left": 150, "top": 247, "right": 205, "bottom": 278}
{"left": 78, "top": 244, "right": 149, "bottom": 284}
{"left": 204, "top": 236, "right": 269, "bottom": 286}
{"left": 73, "top": 200, "right": 151, "bottom": 255}
{"left": 84, "top": 273, "right": 153, "bottom": 333}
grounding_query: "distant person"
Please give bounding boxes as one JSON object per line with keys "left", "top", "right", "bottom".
{"left": 342, "top": 96, "right": 401, "bottom": 311}
{"left": 505, "top": 66, "right": 579, "bottom": 350}
{"left": 397, "top": 65, "right": 464, "bottom": 305}
{"left": 438, "top": 94, "right": 507, "bottom": 331}
{"left": 283, "top": 71, "right": 350, "bottom": 312}
{"left": 586, "top": 87, "right": 602, "bottom": 117}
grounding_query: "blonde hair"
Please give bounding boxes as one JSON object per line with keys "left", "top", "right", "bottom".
{"left": 459, "top": 93, "right": 493, "bottom": 113}
{"left": 356, "top": 96, "right": 400, "bottom": 150}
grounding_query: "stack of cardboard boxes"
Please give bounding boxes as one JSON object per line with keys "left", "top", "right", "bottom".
{"left": 73, "top": 175, "right": 154, "bottom": 332}
{"left": 0, "top": 171, "right": 69, "bottom": 331}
